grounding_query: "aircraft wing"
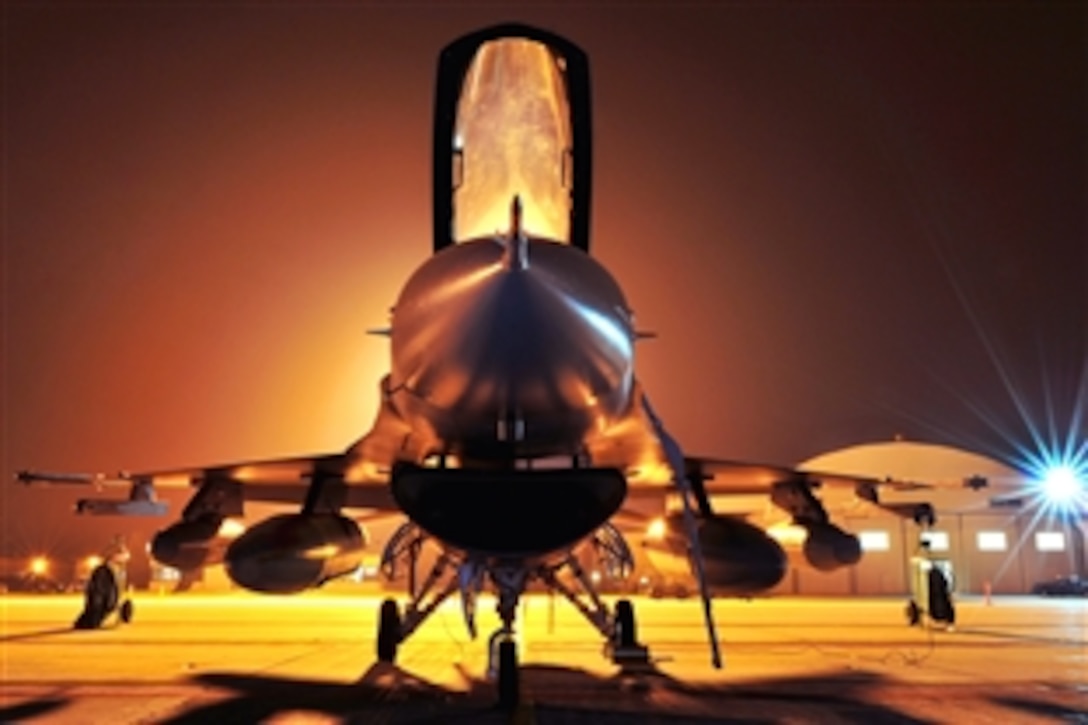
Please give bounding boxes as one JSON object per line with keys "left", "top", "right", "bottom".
{"left": 674, "top": 455, "right": 943, "bottom": 527}
{"left": 16, "top": 450, "right": 396, "bottom": 516}
{"left": 15, "top": 382, "right": 413, "bottom": 516}
{"left": 685, "top": 456, "right": 931, "bottom": 495}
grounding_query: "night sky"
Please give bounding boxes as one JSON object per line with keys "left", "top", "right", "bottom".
{"left": 3, "top": 4, "right": 1085, "bottom": 559}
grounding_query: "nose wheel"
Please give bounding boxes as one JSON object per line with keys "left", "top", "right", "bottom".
{"left": 609, "top": 598, "right": 649, "bottom": 665}
{"left": 488, "top": 630, "right": 519, "bottom": 709}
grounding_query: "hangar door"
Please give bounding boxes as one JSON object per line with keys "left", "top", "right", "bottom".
{"left": 958, "top": 515, "right": 1025, "bottom": 594}
{"left": 1018, "top": 519, "right": 1085, "bottom": 587}
{"left": 845, "top": 516, "right": 908, "bottom": 595}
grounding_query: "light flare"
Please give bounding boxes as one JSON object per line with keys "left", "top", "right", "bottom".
{"left": 29, "top": 556, "right": 49, "bottom": 576}
{"left": 766, "top": 522, "right": 809, "bottom": 547}
{"left": 218, "top": 518, "right": 247, "bottom": 539}
{"left": 645, "top": 517, "right": 667, "bottom": 541}
{"left": 1027, "top": 455, "right": 1088, "bottom": 515}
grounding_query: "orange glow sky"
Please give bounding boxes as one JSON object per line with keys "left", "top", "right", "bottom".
{"left": 3, "top": 6, "right": 1084, "bottom": 557}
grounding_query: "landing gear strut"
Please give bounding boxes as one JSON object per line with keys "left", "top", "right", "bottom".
{"left": 486, "top": 564, "right": 527, "bottom": 708}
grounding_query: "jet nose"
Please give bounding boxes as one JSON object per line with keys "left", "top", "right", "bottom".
{"left": 390, "top": 239, "right": 635, "bottom": 449}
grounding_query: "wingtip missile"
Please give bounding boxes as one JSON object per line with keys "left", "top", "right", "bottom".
{"left": 16, "top": 470, "right": 106, "bottom": 486}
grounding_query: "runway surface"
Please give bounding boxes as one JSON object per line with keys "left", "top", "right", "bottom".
{"left": 2, "top": 593, "right": 1085, "bottom": 723}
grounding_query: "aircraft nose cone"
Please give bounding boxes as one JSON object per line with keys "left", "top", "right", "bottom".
{"left": 389, "top": 240, "right": 635, "bottom": 453}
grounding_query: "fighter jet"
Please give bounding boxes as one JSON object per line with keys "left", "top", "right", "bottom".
{"left": 16, "top": 24, "right": 940, "bottom": 707}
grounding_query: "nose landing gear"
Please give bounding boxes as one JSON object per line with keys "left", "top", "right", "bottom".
{"left": 373, "top": 529, "right": 653, "bottom": 708}
{"left": 487, "top": 629, "right": 519, "bottom": 710}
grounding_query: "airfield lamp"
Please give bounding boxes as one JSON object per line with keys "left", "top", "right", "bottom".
{"left": 29, "top": 556, "right": 50, "bottom": 576}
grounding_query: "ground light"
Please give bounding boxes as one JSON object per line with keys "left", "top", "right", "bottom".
{"left": 28, "top": 556, "right": 49, "bottom": 576}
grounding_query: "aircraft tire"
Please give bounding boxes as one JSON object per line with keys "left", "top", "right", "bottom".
{"left": 497, "top": 639, "right": 519, "bottom": 710}
{"left": 905, "top": 599, "right": 921, "bottom": 627}
{"left": 74, "top": 564, "right": 119, "bottom": 630}
{"left": 614, "top": 598, "right": 638, "bottom": 648}
{"left": 119, "top": 599, "right": 134, "bottom": 624}
{"left": 377, "top": 598, "right": 400, "bottom": 663}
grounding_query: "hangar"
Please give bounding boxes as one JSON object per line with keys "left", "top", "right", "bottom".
{"left": 770, "top": 439, "right": 1087, "bottom": 596}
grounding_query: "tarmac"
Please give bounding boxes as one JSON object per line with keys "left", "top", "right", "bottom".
{"left": 1, "top": 592, "right": 1085, "bottom": 723}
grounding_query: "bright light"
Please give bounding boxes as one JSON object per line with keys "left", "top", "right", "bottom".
{"left": 766, "top": 522, "right": 808, "bottom": 547}
{"left": 1042, "top": 465, "right": 1081, "bottom": 503}
{"left": 1035, "top": 531, "right": 1066, "bottom": 552}
{"left": 645, "top": 517, "right": 667, "bottom": 541}
{"left": 28, "top": 556, "right": 49, "bottom": 576}
{"left": 1017, "top": 444, "right": 1087, "bottom": 517}
{"left": 218, "top": 518, "right": 247, "bottom": 539}
{"left": 858, "top": 531, "right": 891, "bottom": 552}
{"left": 85, "top": 555, "right": 103, "bottom": 570}
{"left": 977, "top": 531, "right": 1008, "bottom": 552}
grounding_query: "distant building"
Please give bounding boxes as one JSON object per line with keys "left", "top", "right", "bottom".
{"left": 779, "top": 440, "right": 1087, "bottom": 596}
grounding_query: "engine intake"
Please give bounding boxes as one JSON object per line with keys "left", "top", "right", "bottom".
{"left": 225, "top": 513, "right": 366, "bottom": 594}
{"left": 391, "top": 464, "right": 625, "bottom": 556}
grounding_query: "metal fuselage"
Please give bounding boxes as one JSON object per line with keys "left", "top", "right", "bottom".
{"left": 388, "top": 235, "right": 636, "bottom": 464}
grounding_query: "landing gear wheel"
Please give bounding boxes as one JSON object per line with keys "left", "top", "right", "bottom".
{"left": 74, "top": 564, "right": 119, "bottom": 630}
{"left": 119, "top": 599, "right": 134, "bottom": 624}
{"left": 376, "top": 598, "right": 401, "bottom": 663}
{"left": 905, "top": 599, "right": 921, "bottom": 627}
{"left": 497, "top": 638, "right": 519, "bottom": 710}
{"left": 614, "top": 598, "right": 638, "bottom": 648}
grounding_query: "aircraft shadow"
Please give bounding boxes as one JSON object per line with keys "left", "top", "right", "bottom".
{"left": 156, "top": 660, "right": 945, "bottom": 724}
{"left": 0, "top": 696, "right": 69, "bottom": 722}
{"left": 988, "top": 694, "right": 1088, "bottom": 722}
{"left": 159, "top": 663, "right": 492, "bottom": 724}
{"left": 0, "top": 625, "right": 87, "bottom": 643}
{"left": 952, "top": 627, "right": 1087, "bottom": 647}
{"left": 507, "top": 662, "right": 934, "bottom": 724}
